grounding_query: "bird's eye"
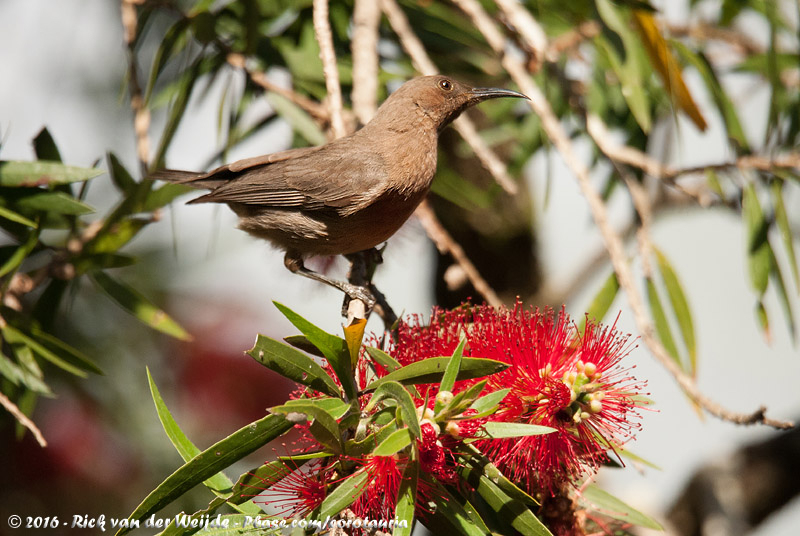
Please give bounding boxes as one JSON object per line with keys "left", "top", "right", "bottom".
{"left": 438, "top": 79, "right": 453, "bottom": 91}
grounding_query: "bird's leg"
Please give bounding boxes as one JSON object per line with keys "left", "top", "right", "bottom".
{"left": 283, "top": 253, "right": 376, "bottom": 310}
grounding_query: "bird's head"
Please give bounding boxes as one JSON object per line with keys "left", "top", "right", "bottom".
{"left": 376, "top": 75, "right": 528, "bottom": 132}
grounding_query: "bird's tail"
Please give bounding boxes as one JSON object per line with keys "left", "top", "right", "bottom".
{"left": 148, "top": 169, "right": 227, "bottom": 190}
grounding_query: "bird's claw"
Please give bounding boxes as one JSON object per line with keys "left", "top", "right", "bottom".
{"left": 340, "top": 284, "right": 376, "bottom": 317}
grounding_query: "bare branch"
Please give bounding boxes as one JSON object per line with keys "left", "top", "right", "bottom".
{"left": 313, "top": 0, "right": 347, "bottom": 139}
{"left": 121, "top": 0, "right": 150, "bottom": 175}
{"left": 227, "top": 53, "right": 329, "bottom": 122}
{"left": 415, "top": 200, "right": 503, "bottom": 307}
{"left": 351, "top": 0, "right": 382, "bottom": 126}
{"left": 457, "top": 0, "right": 793, "bottom": 429}
{"left": 380, "top": 0, "right": 518, "bottom": 195}
{"left": 0, "top": 391, "right": 47, "bottom": 447}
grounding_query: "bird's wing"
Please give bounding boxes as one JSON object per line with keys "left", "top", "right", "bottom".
{"left": 190, "top": 140, "right": 386, "bottom": 211}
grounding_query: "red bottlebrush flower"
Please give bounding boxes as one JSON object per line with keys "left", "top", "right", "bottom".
{"left": 250, "top": 459, "right": 330, "bottom": 517}
{"left": 388, "top": 302, "right": 646, "bottom": 496}
{"left": 350, "top": 454, "right": 405, "bottom": 520}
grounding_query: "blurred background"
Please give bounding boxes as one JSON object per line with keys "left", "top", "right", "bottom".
{"left": 1, "top": 0, "right": 799, "bottom": 534}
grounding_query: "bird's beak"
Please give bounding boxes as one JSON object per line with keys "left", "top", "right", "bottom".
{"left": 468, "top": 86, "right": 529, "bottom": 102}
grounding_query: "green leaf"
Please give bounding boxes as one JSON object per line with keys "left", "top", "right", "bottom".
{"left": 460, "top": 462, "right": 552, "bottom": 536}
{"left": 653, "top": 248, "right": 697, "bottom": 375}
{"left": 116, "top": 414, "right": 292, "bottom": 536}
{"left": 743, "top": 184, "right": 772, "bottom": 295}
{"left": 769, "top": 252, "right": 796, "bottom": 342}
{"left": 0, "top": 160, "right": 103, "bottom": 187}
{"left": 394, "top": 460, "right": 418, "bottom": 536}
{"left": 469, "top": 388, "right": 509, "bottom": 415}
{"left": 87, "top": 218, "right": 150, "bottom": 254}
{"left": 279, "top": 397, "right": 350, "bottom": 420}
{"left": 373, "top": 427, "right": 413, "bottom": 456}
{"left": 771, "top": 181, "right": 799, "bottom": 290}
{"left": 316, "top": 470, "right": 369, "bottom": 520}
{"left": 430, "top": 485, "right": 491, "bottom": 536}
{"left": 482, "top": 422, "right": 555, "bottom": 439}
{"left": 0, "top": 351, "right": 52, "bottom": 395}
{"left": 91, "top": 271, "right": 191, "bottom": 341}
{"left": 143, "top": 182, "right": 194, "bottom": 211}
{"left": 461, "top": 444, "right": 539, "bottom": 507}
{"left": 273, "top": 302, "right": 356, "bottom": 400}
{"left": 0, "top": 206, "right": 37, "bottom": 228}
{"left": 365, "top": 346, "right": 402, "bottom": 372}
{"left": 15, "top": 191, "right": 94, "bottom": 215}
{"left": 438, "top": 338, "right": 466, "bottom": 405}
{"left": 147, "top": 368, "right": 236, "bottom": 496}
{"left": 27, "top": 326, "right": 102, "bottom": 375}
{"left": 0, "top": 227, "right": 40, "bottom": 278}
{"left": 1, "top": 325, "right": 88, "bottom": 378}
{"left": 33, "top": 128, "right": 62, "bottom": 162}
{"left": 271, "top": 401, "right": 342, "bottom": 452}
{"left": 367, "top": 380, "right": 421, "bottom": 438}
{"left": 437, "top": 379, "right": 488, "bottom": 421}
{"left": 247, "top": 335, "right": 340, "bottom": 397}
{"left": 580, "top": 270, "right": 619, "bottom": 331}
{"left": 646, "top": 278, "right": 681, "bottom": 367}
{"left": 582, "top": 484, "right": 663, "bottom": 530}
{"left": 107, "top": 152, "right": 136, "bottom": 192}
{"left": 365, "top": 357, "right": 508, "bottom": 392}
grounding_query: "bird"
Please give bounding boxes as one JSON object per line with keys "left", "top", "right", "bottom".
{"left": 150, "top": 75, "right": 527, "bottom": 307}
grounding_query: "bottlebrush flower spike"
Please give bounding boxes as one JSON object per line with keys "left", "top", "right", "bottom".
{"left": 250, "top": 459, "right": 330, "bottom": 517}
{"left": 389, "top": 302, "right": 647, "bottom": 495}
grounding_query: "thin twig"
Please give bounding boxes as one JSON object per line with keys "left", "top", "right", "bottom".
{"left": 351, "top": 0, "right": 382, "bottom": 126}
{"left": 415, "top": 200, "right": 503, "bottom": 307}
{"left": 458, "top": 0, "right": 792, "bottom": 429}
{"left": 313, "top": 0, "right": 347, "bottom": 139}
{"left": 380, "top": 0, "right": 518, "bottom": 195}
{"left": 226, "top": 53, "right": 329, "bottom": 121}
{"left": 121, "top": 0, "right": 150, "bottom": 175}
{"left": 0, "top": 391, "right": 47, "bottom": 447}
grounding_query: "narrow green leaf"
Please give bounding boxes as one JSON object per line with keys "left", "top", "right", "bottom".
{"left": 461, "top": 444, "right": 539, "bottom": 507}
{"left": 91, "top": 271, "right": 191, "bottom": 340}
{"left": 316, "top": 470, "right": 370, "bottom": 520}
{"left": 437, "top": 379, "right": 488, "bottom": 421}
{"left": 33, "top": 128, "right": 62, "bottom": 162}
{"left": 0, "top": 206, "right": 37, "bottom": 228}
{"left": 87, "top": 218, "right": 150, "bottom": 254}
{"left": 653, "top": 248, "right": 697, "bottom": 374}
{"left": 365, "top": 346, "right": 402, "bottom": 372}
{"left": 469, "top": 388, "right": 510, "bottom": 415}
{"left": 394, "top": 460, "right": 418, "bottom": 536}
{"left": 147, "top": 368, "right": 235, "bottom": 496}
{"left": 460, "top": 464, "right": 553, "bottom": 536}
{"left": 365, "top": 357, "right": 508, "bottom": 392}
{"left": 580, "top": 270, "right": 619, "bottom": 331}
{"left": 266, "top": 93, "right": 326, "bottom": 146}
{"left": 771, "top": 181, "right": 799, "bottom": 290}
{"left": 15, "top": 191, "right": 94, "bottom": 215}
{"left": 143, "top": 182, "right": 193, "bottom": 211}
{"left": 273, "top": 302, "right": 356, "bottom": 400}
{"left": 482, "top": 422, "right": 555, "bottom": 439}
{"left": 755, "top": 300, "right": 771, "bottom": 341}
{"left": 430, "top": 485, "right": 491, "bottom": 536}
{"left": 271, "top": 402, "right": 342, "bottom": 452}
{"left": 0, "top": 351, "right": 52, "bottom": 395}
{"left": 283, "top": 335, "right": 326, "bottom": 358}
{"left": 373, "top": 427, "right": 413, "bottom": 456}
{"left": 582, "top": 484, "right": 664, "bottom": 530}
{"left": 116, "top": 414, "right": 292, "bottom": 536}
{"left": 279, "top": 397, "right": 350, "bottom": 420}
{"left": 368, "top": 380, "right": 421, "bottom": 438}
{"left": 439, "top": 338, "right": 466, "bottom": 399}
{"left": 0, "top": 227, "right": 39, "bottom": 278}
{"left": 743, "top": 184, "right": 773, "bottom": 295}
{"left": 646, "top": 278, "right": 682, "bottom": 367}
{"left": 107, "top": 152, "right": 136, "bottom": 192}
{"left": 248, "top": 335, "right": 340, "bottom": 397}
{"left": 0, "top": 160, "right": 103, "bottom": 187}
{"left": 1, "top": 325, "right": 87, "bottom": 377}
{"left": 769, "top": 252, "right": 796, "bottom": 341}
{"left": 28, "top": 326, "right": 103, "bottom": 375}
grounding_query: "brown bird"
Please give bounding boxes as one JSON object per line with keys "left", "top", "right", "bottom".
{"left": 151, "top": 76, "right": 527, "bottom": 306}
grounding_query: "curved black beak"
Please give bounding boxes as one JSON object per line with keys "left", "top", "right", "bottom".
{"left": 468, "top": 86, "right": 529, "bottom": 102}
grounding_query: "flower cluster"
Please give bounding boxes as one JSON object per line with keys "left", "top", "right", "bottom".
{"left": 252, "top": 301, "right": 646, "bottom": 529}
{"left": 389, "top": 302, "right": 646, "bottom": 495}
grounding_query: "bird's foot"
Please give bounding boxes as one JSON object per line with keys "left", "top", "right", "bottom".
{"left": 340, "top": 284, "right": 376, "bottom": 317}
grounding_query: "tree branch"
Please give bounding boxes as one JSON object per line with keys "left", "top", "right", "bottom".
{"left": 313, "top": 0, "right": 347, "bottom": 139}
{"left": 351, "top": 0, "right": 382, "bottom": 126}
{"left": 454, "top": 0, "right": 793, "bottom": 429}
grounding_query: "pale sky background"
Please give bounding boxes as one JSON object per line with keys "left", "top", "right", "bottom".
{"left": 1, "top": 1, "right": 799, "bottom": 534}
